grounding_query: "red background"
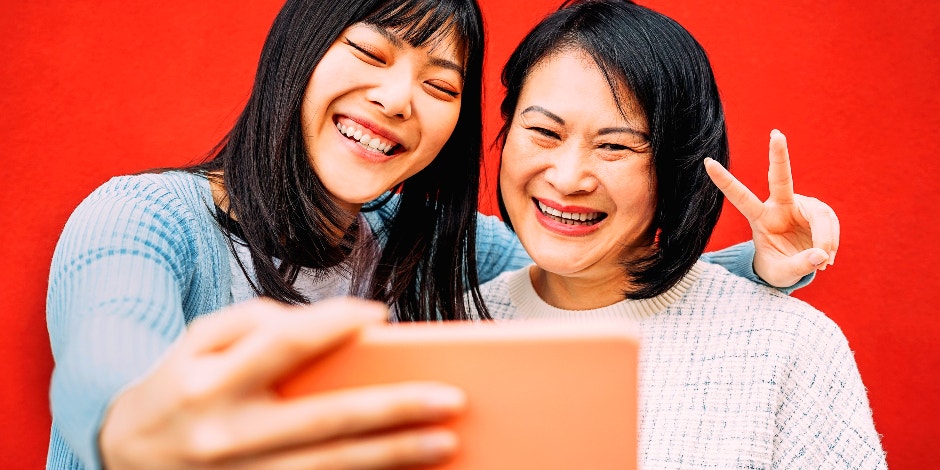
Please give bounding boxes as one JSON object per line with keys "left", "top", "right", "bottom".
{"left": 1, "top": 1, "right": 937, "bottom": 467}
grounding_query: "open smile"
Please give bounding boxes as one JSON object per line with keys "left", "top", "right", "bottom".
{"left": 535, "top": 198, "right": 607, "bottom": 226}
{"left": 335, "top": 118, "right": 403, "bottom": 156}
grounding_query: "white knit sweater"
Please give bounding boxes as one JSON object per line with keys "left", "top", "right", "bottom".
{"left": 477, "top": 261, "right": 886, "bottom": 469}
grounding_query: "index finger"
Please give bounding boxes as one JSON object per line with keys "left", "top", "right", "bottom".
{"left": 703, "top": 157, "right": 765, "bottom": 222}
{"left": 768, "top": 129, "right": 795, "bottom": 204}
{"left": 224, "top": 382, "right": 466, "bottom": 458}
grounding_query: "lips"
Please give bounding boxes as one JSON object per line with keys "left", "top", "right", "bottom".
{"left": 535, "top": 198, "right": 607, "bottom": 226}
{"left": 335, "top": 117, "right": 402, "bottom": 156}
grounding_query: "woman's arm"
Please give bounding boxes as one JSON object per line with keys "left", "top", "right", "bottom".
{"left": 705, "top": 130, "right": 840, "bottom": 288}
{"left": 47, "top": 177, "right": 200, "bottom": 467}
{"left": 369, "top": 132, "right": 842, "bottom": 290}
{"left": 49, "top": 177, "right": 464, "bottom": 469}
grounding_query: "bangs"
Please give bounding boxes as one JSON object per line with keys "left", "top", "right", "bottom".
{"left": 364, "top": 0, "right": 482, "bottom": 68}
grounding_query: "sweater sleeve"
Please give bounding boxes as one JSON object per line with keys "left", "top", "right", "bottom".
{"left": 46, "top": 176, "right": 199, "bottom": 469}
{"left": 700, "top": 241, "right": 814, "bottom": 294}
{"left": 473, "top": 213, "right": 531, "bottom": 283}
{"left": 772, "top": 313, "right": 886, "bottom": 468}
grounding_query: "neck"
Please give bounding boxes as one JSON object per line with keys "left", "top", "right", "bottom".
{"left": 529, "top": 265, "right": 636, "bottom": 310}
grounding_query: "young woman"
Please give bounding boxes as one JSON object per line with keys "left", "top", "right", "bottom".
{"left": 47, "top": 0, "right": 839, "bottom": 468}
{"left": 478, "top": 0, "right": 883, "bottom": 467}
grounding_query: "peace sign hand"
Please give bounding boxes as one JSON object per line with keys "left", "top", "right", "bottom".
{"left": 704, "top": 129, "right": 840, "bottom": 288}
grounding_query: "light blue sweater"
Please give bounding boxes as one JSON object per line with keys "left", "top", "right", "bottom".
{"left": 45, "top": 171, "right": 789, "bottom": 469}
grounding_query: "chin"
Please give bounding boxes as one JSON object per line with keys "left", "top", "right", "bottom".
{"left": 530, "top": 254, "right": 584, "bottom": 276}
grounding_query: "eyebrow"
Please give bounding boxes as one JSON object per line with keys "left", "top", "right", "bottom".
{"left": 366, "top": 24, "right": 465, "bottom": 76}
{"left": 598, "top": 127, "right": 649, "bottom": 139}
{"left": 522, "top": 106, "right": 649, "bottom": 138}
{"left": 521, "top": 106, "right": 565, "bottom": 125}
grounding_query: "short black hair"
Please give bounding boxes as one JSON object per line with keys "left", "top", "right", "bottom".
{"left": 190, "top": 0, "right": 488, "bottom": 320}
{"left": 497, "top": 0, "right": 729, "bottom": 299}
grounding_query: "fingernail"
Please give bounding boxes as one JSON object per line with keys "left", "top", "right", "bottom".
{"left": 421, "top": 431, "right": 458, "bottom": 457}
{"left": 809, "top": 251, "right": 828, "bottom": 266}
{"left": 426, "top": 387, "right": 466, "bottom": 410}
{"left": 359, "top": 302, "right": 390, "bottom": 322}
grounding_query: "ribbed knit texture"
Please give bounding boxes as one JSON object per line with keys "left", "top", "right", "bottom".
{"left": 45, "top": 171, "right": 534, "bottom": 469}
{"left": 46, "top": 170, "right": 772, "bottom": 469}
{"left": 46, "top": 172, "right": 232, "bottom": 469}
{"left": 478, "top": 262, "right": 886, "bottom": 469}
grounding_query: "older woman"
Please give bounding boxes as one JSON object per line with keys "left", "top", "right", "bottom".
{"left": 478, "top": 0, "right": 885, "bottom": 467}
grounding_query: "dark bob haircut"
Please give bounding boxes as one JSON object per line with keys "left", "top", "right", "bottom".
{"left": 190, "top": 0, "right": 488, "bottom": 321}
{"left": 496, "top": 0, "right": 730, "bottom": 299}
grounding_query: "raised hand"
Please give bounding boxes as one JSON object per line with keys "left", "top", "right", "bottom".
{"left": 704, "top": 129, "right": 840, "bottom": 288}
{"left": 99, "top": 297, "right": 465, "bottom": 470}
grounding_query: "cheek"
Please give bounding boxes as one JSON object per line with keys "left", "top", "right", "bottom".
{"left": 419, "top": 95, "right": 461, "bottom": 145}
{"left": 627, "top": 176, "right": 658, "bottom": 228}
{"left": 499, "top": 137, "right": 537, "bottom": 213}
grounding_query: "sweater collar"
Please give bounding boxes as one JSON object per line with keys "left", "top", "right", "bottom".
{"left": 506, "top": 261, "right": 706, "bottom": 321}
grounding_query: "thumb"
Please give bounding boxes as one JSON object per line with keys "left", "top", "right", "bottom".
{"left": 792, "top": 248, "right": 830, "bottom": 277}
{"left": 758, "top": 248, "right": 829, "bottom": 287}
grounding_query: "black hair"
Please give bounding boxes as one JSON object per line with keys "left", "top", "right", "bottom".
{"left": 496, "top": 0, "right": 729, "bottom": 299}
{"left": 188, "top": 0, "right": 488, "bottom": 321}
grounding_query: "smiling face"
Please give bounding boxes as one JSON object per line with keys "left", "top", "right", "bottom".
{"left": 301, "top": 22, "right": 465, "bottom": 214}
{"left": 500, "top": 49, "right": 657, "bottom": 308}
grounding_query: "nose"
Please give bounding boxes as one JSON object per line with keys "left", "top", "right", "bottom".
{"left": 543, "top": 144, "right": 598, "bottom": 195}
{"left": 366, "top": 66, "right": 413, "bottom": 120}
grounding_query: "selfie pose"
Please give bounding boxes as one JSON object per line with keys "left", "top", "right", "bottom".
{"left": 476, "top": 0, "right": 884, "bottom": 467}
{"left": 47, "top": 0, "right": 841, "bottom": 468}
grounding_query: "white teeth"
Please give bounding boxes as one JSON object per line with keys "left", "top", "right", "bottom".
{"left": 336, "top": 122, "right": 395, "bottom": 154}
{"left": 537, "top": 201, "right": 601, "bottom": 223}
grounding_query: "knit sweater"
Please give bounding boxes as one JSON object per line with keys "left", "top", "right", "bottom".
{"left": 46, "top": 171, "right": 782, "bottom": 469}
{"left": 478, "top": 262, "right": 886, "bottom": 469}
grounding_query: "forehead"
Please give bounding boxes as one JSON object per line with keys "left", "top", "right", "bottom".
{"left": 520, "top": 49, "right": 645, "bottom": 128}
{"left": 362, "top": 21, "right": 467, "bottom": 66}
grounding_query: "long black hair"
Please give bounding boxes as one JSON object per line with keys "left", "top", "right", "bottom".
{"left": 496, "top": 0, "right": 729, "bottom": 299}
{"left": 189, "top": 0, "right": 488, "bottom": 321}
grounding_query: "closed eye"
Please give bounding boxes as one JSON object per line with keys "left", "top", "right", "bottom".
{"left": 428, "top": 82, "right": 460, "bottom": 98}
{"left": 600, "top": 143, "right": 629, "bottom": 151}
{"left": 345, "top": 38, "right": 385, "bottom": 65}
{"left": 599, "top": 142, "right": 651, "bottom": 153}
{"left": 530, "top": 127, "right": 560, "bottom": 139}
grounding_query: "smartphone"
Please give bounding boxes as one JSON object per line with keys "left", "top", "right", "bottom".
{"left": 278, "top": 319, "right": 640, "bottom": 469}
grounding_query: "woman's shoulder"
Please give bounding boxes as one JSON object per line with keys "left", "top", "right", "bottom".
{"left": 52, "top": 170, "right": 232, "bottom": 319}
{"left": 479, "top": 266, "right": 519, "bottom": 298}
{"left": 57, "top": 171, "right": 224, "bottom": 273}
{"left": 89, "top": 171, "right": 211, "bottom": 209}
{"left": 78, "top": 171, "right": 214, "bottom": 230}
{"left": 688, "top": 262, "right": 849, "bottom": 347}
{"left": 476, "top": 265, "right": 532, "bottom": 320}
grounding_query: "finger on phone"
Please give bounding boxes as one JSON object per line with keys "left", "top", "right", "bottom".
{"left": 217, "top": 297, "right": 388, "bottom": 390}
{"left": 224, "top": 382, "right": 466, "bottom": 457}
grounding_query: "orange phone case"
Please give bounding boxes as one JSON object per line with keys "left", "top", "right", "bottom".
{"left": 278, "top": 319, "right": 639, "bottom": 469}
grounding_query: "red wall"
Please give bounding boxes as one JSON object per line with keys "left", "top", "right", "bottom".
{"left": 1, "top": 1, "right": 937, "bottom": 467}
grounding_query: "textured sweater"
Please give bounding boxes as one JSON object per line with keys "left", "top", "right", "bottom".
{"left": 46, "top": 171, "right": 781, "bottom": 469}
{"left": 477, "top": 262, "right": 886, "bottom": 469}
